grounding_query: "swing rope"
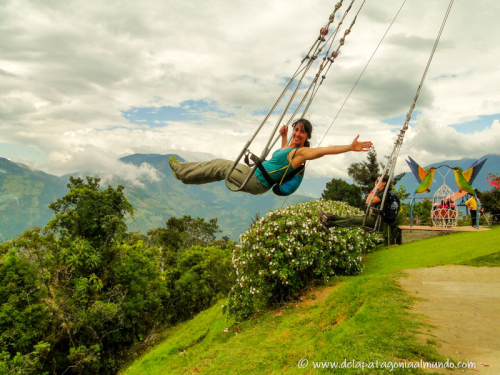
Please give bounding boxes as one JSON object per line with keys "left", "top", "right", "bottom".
{"left": 274, "top": 0, "right": 365, "bottom": 150}
{"left": 262, "top": 0, "right": 360, "bottom": 152}
{"left": 316, "top": 0, "right": 408, "bottom": 150}
{"left": 364, "top": 0, "right": 455, "bottom": 232}
{"left": 279, "top": 0, "right": 408, "bottom": 209}
{"left": 225, "top": 0, "right": 364, "bottom": 192}
{"left": 301, "top": 0, "right": 367, "bottom": 119}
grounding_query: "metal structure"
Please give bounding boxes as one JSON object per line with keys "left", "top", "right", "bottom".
{"left": 364, "top": 0, "right": 454, "bottom": 231}
{"left": 431, "top": 170, "right": 458, "bottom": 227}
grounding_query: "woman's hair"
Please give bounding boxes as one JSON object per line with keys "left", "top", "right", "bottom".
{"left": 292, "top": 118, "right": 312, "bottom": 147}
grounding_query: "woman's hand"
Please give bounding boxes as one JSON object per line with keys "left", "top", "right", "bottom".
{"left": 351, "top": 135, "right": 372, "bottom": 152}
{"left": 279, "top": 125, "right": 288, "bottom": 148}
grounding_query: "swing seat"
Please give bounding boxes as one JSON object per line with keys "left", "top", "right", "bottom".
{"left": 225, "top": 173, "right": 249, "bottom": 192}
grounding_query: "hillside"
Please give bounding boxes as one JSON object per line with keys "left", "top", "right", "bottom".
{"left": 123, "top": 226, "right": 500, "bottom": 375}
{"left": 0, "top": 158, "right": 68, "bottom": 241}
{"left": 0, "top": 155, "right": 312, "bottom": 241}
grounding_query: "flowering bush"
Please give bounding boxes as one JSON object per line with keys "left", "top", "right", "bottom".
{"left": 487, "top": 173, "right": 500, "bottom": 189}
{"left": 226, "top": 200, "right": 382, "bottom": 320}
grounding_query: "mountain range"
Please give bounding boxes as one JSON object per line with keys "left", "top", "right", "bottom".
{"left": 0, "top": 153, "right": 498, "bottom": 242}
{"left": 0, "top": 155, "right": 312, "bottom": 241}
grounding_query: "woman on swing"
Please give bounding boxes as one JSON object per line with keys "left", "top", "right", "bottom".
{"left": 169, "top": 118, "right": 373, "bottom": 195}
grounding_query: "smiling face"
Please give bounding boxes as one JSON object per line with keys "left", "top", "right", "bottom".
{"left": 291, "top": 122, "right": 309, "bottom": 147}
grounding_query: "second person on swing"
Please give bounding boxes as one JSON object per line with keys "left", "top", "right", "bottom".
{"left": 169, "top": 118, "right": 373, "bottom": 195}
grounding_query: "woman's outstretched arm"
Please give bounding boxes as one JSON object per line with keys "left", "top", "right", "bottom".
{"left": 292, "top": 135, "right": 372, "bottom": 166}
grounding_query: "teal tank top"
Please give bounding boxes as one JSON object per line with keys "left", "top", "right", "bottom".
{"left": 255, "top": 147, "right": 298, "bottom": 188}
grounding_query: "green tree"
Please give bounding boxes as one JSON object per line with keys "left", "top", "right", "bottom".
{"left": 347, "top": 147, "right": 405, "bottom": 196}
{"left": 481, "top": 173, "right": 500, "bottom": 223}
{"left": 0, "top": 178, "right": 167, "bottom": 374}
{"left": 347, "top": 148, "right": 381, "bottom": 195}
{"left": 47, "top": 176, "right": 134, "bottom": 248}
{"left": 396, "top": 183, "right": 411, "bottom": 200}
{"left": 171, "top": 245, "right": 234, "bottom": 321}
{"left": 0, "top": 178, "right": 235, "bottom": 374}
{"left": 179, "top": 215, "right": 222, "bottom": 248}
{"left": 0, "top": 250, "right": 48, "bottom": 355}
{"left": 148, "top": 215, "right": 223, "bottom": 267}
{"left": 321, "top": 178, "right": 363, "bottom": 208}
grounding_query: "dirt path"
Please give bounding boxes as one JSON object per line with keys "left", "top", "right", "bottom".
{"left": 398, "top": 266, "right": 500, "bottom": 374}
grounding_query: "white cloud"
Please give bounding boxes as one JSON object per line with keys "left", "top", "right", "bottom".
{"left": 0, "top": 0, "right": 499, "bottom": 181}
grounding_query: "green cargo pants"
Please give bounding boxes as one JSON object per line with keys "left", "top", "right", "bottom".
{"left": 173, "top": 159, "right": 269, "bottom": 195}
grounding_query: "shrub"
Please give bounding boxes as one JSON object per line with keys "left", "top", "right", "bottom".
{"left": 480, "top": 181, "right": 500, "bottom": 223}
{"left": 456, "top": 214, "right": 488, "bottom": 227}
{"left": 397, "top": 198, "right": 433, "bottom": 226}
{"left": 169, "top": 245, "right": 234, "bottom": 321}
{"left": 226, "top": 200, "right": 382, "bottom": 320}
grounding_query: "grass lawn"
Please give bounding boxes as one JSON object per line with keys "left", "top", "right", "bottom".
{"left": 122, "top": 226, "right": 500, "bottom": 375}
{"left": 364, "top": 225, "right": 500, "bottom": 275}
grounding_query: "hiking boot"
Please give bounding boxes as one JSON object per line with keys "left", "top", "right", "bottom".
{"left": 169, "top": 156, "right": 180, "bottom": 180}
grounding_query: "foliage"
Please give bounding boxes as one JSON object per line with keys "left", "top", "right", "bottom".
{"left": 168, "top": 246, "right": 234, "bottom": 322}
{"left": 0, "top": 177, "right": 234, "bottom": 374}
{"left": 347, "top": 148, "right": 381, "bottom": 195}
{"left": 456, "top": 214, "right": 488, "bottom": 227}
{"left": 0, "top": 250, "right": 48, "bottom": 355}
{"left": 480, "top": 176, "right": 500, "bottom": 223}
{"left": 486, "top": 172, "right": 500, "bottom": 189}
{"left": 0, "top": 342, "right": 50, "bottom": 375}
{"left": 395, "top": 183, "right": 411, "bottom": 200}
{"left": 226, "top": 200, "right": 382, "bottom": 320}
{"left": 148, "top": 215, "right": 226, "bottom": 268}
{"left": 46, "top": 176, "right": 134, "bottom": 248}
{"left": 321, "top": 178, "right": 363, "bottom": 208}
{"left": 397, "top": 197, "right": 433, "bottom": 226}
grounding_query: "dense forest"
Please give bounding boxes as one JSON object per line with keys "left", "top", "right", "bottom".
{"left": 0, "top": 177, "right": 235, "bottom": 374}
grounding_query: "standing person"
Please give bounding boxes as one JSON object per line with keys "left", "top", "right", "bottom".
{"left": 168, "top": 118, "right": 373, "bottom": 195}
{"left": 317, "top": 175, "right": 393, "bottom": 228}
{"left": 465, "top": 189, "right": 481, "bottom": 227}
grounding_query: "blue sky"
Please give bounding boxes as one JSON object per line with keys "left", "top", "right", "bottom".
{"left": 122, "top": 100, "right": 234, "bottom": 127}
{"left": 450, "top": 114, "right": 499, "bottom": 134}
